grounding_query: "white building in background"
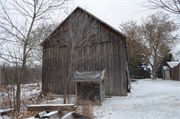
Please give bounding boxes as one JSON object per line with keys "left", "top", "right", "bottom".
{"left": 162, "top": 66, "right": 171, "bottom": 80}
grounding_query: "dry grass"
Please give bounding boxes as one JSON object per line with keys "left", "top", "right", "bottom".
{"left": 22, "top": 92, "right": 60, "bottom": 118}
{"left": 23, "top": 110, "right": 41, "bottom": 118}
{"left": 0, "top": 83, "right": 43, "bottom": 118}
{"left": 1, "top": 83, "right": 95, "bottom": 118}
{"left": 0, "top": 92, "right": 14, "bottom": 108}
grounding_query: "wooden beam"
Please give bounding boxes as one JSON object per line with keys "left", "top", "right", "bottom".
{"left": 61, "top": 112, "right": 72, "bottom": 119}
{"left": 27, "top": 104, "right": 76, "bottom": 112}
{"left": 0, "top": 108, "right": 13, "bottom": 116}
{"left": 72, "top": 112, "right": 93, "bottom": 119}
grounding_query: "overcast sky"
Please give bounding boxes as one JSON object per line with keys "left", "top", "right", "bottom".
{"left": 74, "top": 0, "right": 151, "bottom": 30}
{"left": 71, "top": 0, "right": 179, "bottom": 52}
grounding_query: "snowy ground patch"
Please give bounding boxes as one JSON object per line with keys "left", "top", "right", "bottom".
{"left": 0, "top": 83, "right": 42, "bottom": 118}
{"left": 1, "top": 79, "right": 180, "bottom": 119}
{"left": 94, "top": 79, "right": 180, "bottom": 119}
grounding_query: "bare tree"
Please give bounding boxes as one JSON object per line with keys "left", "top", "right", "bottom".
{"left": 141, "top": 0, "right": 180, "bottom": 18}
{"left": 0, "top": 0, "right": 69, "bottom": 114}
{"left": 120, "top": 12, "right": 178, "bottom": 79}
{"left": 62, "top": 12, "right": 101, "bottom": 104}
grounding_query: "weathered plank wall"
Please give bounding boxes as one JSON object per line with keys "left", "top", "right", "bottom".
{"left": 42, "top": 8, "right": 127, "bottom": 96}
{"left": 170, "top": 64, "right": 180, "bottom": 81}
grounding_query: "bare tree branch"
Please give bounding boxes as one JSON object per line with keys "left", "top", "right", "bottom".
{"left": 0, "top": 0, "right": 70, "bottom": 115}
{"left": 141, "top": 0, "right": 180, "bottom": 15}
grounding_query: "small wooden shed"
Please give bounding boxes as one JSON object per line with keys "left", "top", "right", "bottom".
{"left": 71, "top": 69, "right": 107, "bottom": 105}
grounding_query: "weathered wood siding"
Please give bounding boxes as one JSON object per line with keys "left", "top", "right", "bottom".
{"left": 42, "top": 8, "right": 127, "bottom": 96}
{"left": 170, "top": 64, "right": 180, "bottom": 81}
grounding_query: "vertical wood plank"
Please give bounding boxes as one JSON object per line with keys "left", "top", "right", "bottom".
{"left": 120, "top": 37, "right": 123, "bottom": 95}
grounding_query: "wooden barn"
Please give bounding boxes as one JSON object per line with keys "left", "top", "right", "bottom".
{"left": 71, "top": 70, "right": 107, "bottom": 105}
{"left": 41, "top": 6, "right": 128, "bottom": 96}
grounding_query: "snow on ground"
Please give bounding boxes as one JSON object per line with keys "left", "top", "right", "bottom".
{"left": 94, "top": 79, "right": 180, "bottom": 119}
{"left": 0, "top": 83, "right": 41, "bottom": 104}
{"left": 0, "top": 83, "right": 42, "bottom": 119}
{"left": 1, "top": 79, "right": 180, "bottom": 119}
{"left": 20, "top": 83, "right": 42, "bottom": 100}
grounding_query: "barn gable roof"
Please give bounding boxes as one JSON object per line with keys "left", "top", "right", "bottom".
{"left": 40, "top": 6, "right": 126, "bottom": 46}
{"left": 71, "top": 69, "right": 107, "bottom": 82}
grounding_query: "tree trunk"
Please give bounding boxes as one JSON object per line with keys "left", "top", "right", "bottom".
{"left": 152, "top": 66, "right": 156, "bottom": 80}
{"left": 15, "top": 16, "right": 34, "bottom": 115}
{"left": 63, "top": 48, "right": 74, "bottom": 104}
{"left": 152, "top": 61, "right": 158, "bottom": 80}
{"left": 63, "top": 81, "right": 68, "bottom": 104}
{"left": 16, "top": 61, "right": 26, "bottom": 114}
{"left": 63, "top": 65, "right": 72, "bottom": 104}
{"left": 15, "top": 9, "right": 36, "bottom": 114}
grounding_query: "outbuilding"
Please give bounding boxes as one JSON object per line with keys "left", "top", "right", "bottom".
{"left": 71, "top": 69, "right": 107, "bottom": 105}
{"left": 41, "top": 6, "right": 128, "bottom": 96}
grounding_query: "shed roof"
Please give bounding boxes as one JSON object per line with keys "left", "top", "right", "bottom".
{"left": 71, "top": 69, "right": 107, "bottom": 82}
{"left": 167, "top": 61, "right": 180, "bottom": 68}
{"left": 40, "top": 6, "right": 126, "bottom": 46}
